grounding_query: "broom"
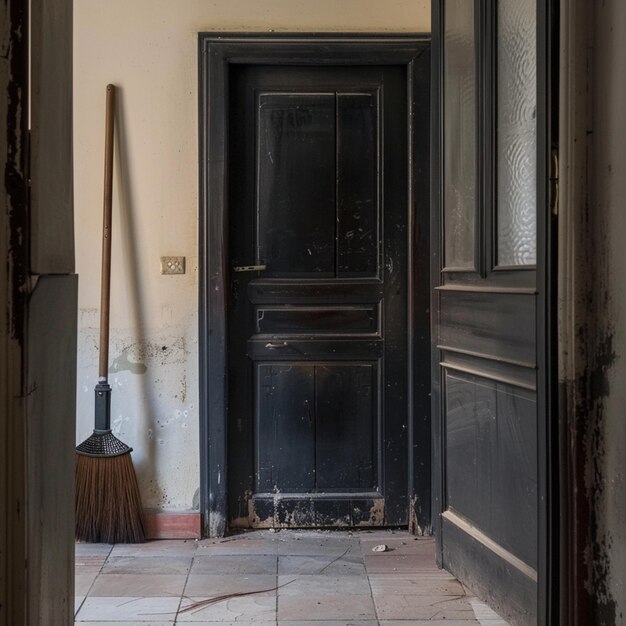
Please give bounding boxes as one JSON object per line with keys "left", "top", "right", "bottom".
{"left": 75, "top": 84, "right": 146, "bottom": 543}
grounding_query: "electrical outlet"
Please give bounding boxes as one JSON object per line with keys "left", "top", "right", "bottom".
{"left": 161, "top": 256, "right": 186, "bottom": 275}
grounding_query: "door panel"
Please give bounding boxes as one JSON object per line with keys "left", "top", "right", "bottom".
{"left": 336, "top": 93, "right": 379, "bottom": 276}
{"left": 315, "top": 364, "right": 376, "bottom": 490}
{"left": 433, "top": 0, "right": 553, "bottom": 623}
{"left": 445, "top": 372, "right": 537, "bottom": 569}
{"left": 257, "top": 94, "right": 336, "bottom": 277}
{"left": 228, "top": 64, "right": 408, "bottom": 529}
{"left": 255, "top": 364, "right": 316, "bottom": 492}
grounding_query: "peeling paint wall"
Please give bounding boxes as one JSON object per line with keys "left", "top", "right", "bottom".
{"left": 74, "top": 1, "right": 431, "bottom": 514}
{"left": 562, "top": 0, "right": 626, "bottom": 622}
{"left": 1, "top": 1, "right": 29, "bottom": 621}
{"left": 587, "top": 0, "right": 626, "bottom": 621}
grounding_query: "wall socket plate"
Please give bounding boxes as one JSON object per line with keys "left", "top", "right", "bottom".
{"left": 161, "top": 256, "right": 186, "bottom": 275}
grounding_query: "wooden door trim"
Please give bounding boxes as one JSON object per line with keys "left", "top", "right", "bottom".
{"left": 198, "top": 33, "right": 430, "bottom": 538}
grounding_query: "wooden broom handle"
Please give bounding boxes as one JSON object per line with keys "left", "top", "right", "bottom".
{"left": 99, "top": 84, "right": 116, "bottom": 381}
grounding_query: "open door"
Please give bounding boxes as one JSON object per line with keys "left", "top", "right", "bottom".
{"left": 431, "top": 1, "right": 557, "bottom": 624}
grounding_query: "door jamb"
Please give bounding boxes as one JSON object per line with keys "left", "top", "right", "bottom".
{"left": 198, "top": 33, "right": 430, "bottom": 537}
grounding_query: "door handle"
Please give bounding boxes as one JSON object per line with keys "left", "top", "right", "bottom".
{"left": 265, "top": 341, "right": 289, "bottom": 350}
{"left": 233, "top": 264, "right": 267, "bottom": 273}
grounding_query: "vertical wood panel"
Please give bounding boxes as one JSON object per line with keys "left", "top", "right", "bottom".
{"left": 30, "top": 0, "right": 74, "bottom": 274}
{"left": 1, "top": 0, "right": 29, "bottom": 622}
{"left": 445, "top": 372, "right": 537, "bottom": 568}
{"left": 337, "top": 93, "right": 379, "bottom": 277}
{"left": 257, "top": 94, "right": 335, "bottom": 276}
{"left": 256, "top": 364, "right": 315, "bottom": 492}
{"left": 315, "top": 364, "right": 376, "bottom": 490}
{"left": 26, "top": 276, "right": 77, "bottom": 625}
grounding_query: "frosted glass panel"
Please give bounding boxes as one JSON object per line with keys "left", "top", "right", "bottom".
{"left": 443, "top": 0, "right": 476, "bottom": 269}
{"left": 497, "top": 0, "right": 537, "bottom": 266}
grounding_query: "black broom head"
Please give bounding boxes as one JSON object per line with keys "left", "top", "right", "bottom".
{"left": 76, "top": 430, "right": 132, "bottom": 457}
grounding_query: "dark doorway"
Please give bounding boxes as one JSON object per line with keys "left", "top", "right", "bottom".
{"left": 198, "top": 35, "right": 430, "bottom": 536}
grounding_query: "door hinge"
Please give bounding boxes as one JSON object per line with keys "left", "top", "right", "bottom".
{"left": 550, "top": 148, "right": 559, "bottom": 216}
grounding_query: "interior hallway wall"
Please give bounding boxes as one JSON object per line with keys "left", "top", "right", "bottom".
{"left": 586, "top": 0, "right": 626, "bottom": 620}
{"left": 74, "top": 1, "right": 431, "bottom": 515}
{"left": 561, "top": 0, "right": 626, "bottom": 621}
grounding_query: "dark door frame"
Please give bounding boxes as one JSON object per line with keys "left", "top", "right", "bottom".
{"left": 198, "top": 33, "right": 431, "bottom": 537}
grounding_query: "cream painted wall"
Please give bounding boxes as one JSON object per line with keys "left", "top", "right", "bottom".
{"left": 74, "top": 1, "right": 431, "bottom": 512}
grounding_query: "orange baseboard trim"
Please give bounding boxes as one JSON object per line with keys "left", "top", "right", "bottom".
{"left": 144, "top": 511, "right": 201, "bottom": 539}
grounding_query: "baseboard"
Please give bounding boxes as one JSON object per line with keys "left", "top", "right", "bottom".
{"left": 144, "top": 511, "right": 201, "bottom": 539}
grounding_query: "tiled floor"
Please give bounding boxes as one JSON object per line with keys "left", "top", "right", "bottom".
{"left": 74, "top": 529, "right": 510, "bottom": 625}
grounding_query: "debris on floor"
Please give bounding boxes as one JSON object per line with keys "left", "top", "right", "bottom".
{"left": 372, "top": 543, "right": 388, "bottom": 552}
{"left": 74, "top": 529, "right": 510, "bottom": 624}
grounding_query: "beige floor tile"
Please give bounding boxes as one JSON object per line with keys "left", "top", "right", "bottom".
{"left": 278, "top": 555, "right": 365, "bottom": 576}
{"left": 75, "top": 573, "right": 98, "bottom": 596}
{"left": 435, "top": 610, "right": 484, "bottom": 620}
{"left": 277, "top": 574, "right": 371, "bottom": 595}
{"left": 374, "top": 594, "right": 472, "bottom": 610}
{"left": 278, "top": 593, "right": 376, "bottom": 621}
{"left": 360, "top": 537, "right": 436, "bottom": 556}
{"left": 195, "top": 538, "right": 278, "bottom": 556}
{"left": 368, "top": 574, "right": 465, "bottom": 594}
{"left": 109, "top": 539, "right": 197, "bottom": 557}
{"left": 379, "top": 619, "right": 480, "bottom": 626}
{"left": 74, "top": 622, "right": 174, "bottom": 625}
{"left": 176, "top": 595, "right": 276, "bottom": 622}
{"left": 469, "top": 598, "right": 509, "bottom": 621}
{"left": 75, "top": 596, "right": 181, "bottom": 621}
{"left": 374, "top": 593, "right": 476, "bottom": 620}
{"left": 75, "top": 543, "right": 114, "bottom": 557}
{"left": 89, "top": 573, "right": 187, "bottom": 597}
{"left": 75, "top": 555, "right": 107, "bottom": 575}
{"left": 173, "top": 623, "right": 274, "bottom": 626}
{"left": 102, "top": 555, "right": 192, "bottom": 575}
{"left": 74, "top": 595, "right": 86, "bottom": 616}
{"left": 363, "top": 553, "right": 442, "bottom": 574}
{"left": 184, "top": 574, "right": 277, "bottom": 597}
{"left": 276, "top": 541, "right": 360, "bottom": 557}
{"left": 191, "top": 555, "right": 277, "bottom": 575}
{"left": 73, "top": 532, "right": 509, "bottom": 626}
{"left": 279, "top": 621, "right": 378, "bottom": 626}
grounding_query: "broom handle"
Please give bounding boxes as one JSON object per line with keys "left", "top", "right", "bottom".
{"left": 99, "top": 84, "right": 115, "bottom": 382}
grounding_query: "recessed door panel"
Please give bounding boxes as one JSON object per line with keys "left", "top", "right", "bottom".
{"left": 257, "top": 94, "right": 336, "bottom": 276}
{"left": 445, "top": 372, "right": 537, "bottom": 568}
{"left": 255, "top": 364, "right": 316, "bottom": 493}
{"left": 315, "top": 363, "right": 377, "bottom": 491}
{"left": 337, "top": 93, "right": 379, "bottom": 277}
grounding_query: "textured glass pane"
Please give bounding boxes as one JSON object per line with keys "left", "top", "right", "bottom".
{"left": 497, "top": 0, "right": 537, "bottom": 266}
{"left": 443, "top": 0, "right": 476, "bottom": 269}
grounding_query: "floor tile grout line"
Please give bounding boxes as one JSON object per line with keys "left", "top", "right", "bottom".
{"left": 360, "top": 535, "right": 383, "bottom": 626}
{"left": 74, "top": 543, "right": 114, "bottom": 618}
{"left": 173, "top": 542, "right": 197, "bottom": 624}
{"left": 275, "top": 551, "right": 279, "bottom": 622}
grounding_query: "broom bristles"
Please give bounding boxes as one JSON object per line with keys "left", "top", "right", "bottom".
{"left": 76, "top": 452, "right": 146, "bottom": 543}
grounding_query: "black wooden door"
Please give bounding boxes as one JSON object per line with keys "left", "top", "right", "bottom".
{"left": 432, "top": 1, "right": 556, "bottom": 624}
{"left": 227, "top": 65, "right": 409, "bottom": 529}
